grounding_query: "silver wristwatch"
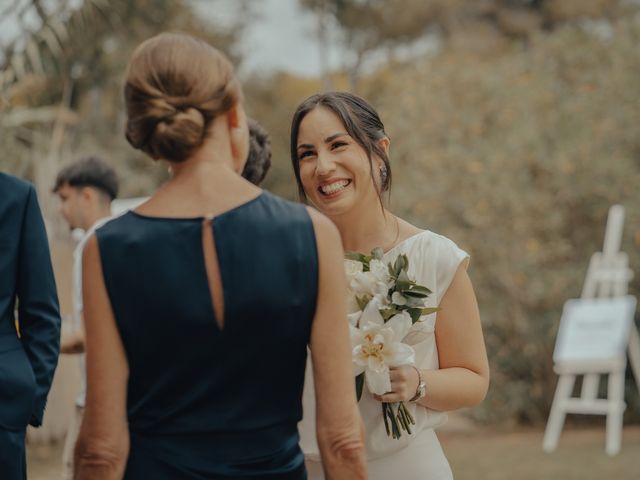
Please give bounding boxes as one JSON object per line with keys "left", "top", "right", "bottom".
{"left": 409, "top": 366, "right": 426, "bottom": 402}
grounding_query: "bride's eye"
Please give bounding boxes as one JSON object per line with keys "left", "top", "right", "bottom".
{"left": 298, "top": 150, "right": 315, "bottom": 161}
{"left": 331, "top": 141, "right": 347, "bottom": 150}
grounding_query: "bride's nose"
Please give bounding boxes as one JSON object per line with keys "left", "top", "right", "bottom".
{"left": 315, "top": 151, "right": 336, "bottom": 176}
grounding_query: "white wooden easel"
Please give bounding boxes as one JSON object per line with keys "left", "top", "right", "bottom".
{"left": 543, "top": 205, "right": 640, "bottom": 455}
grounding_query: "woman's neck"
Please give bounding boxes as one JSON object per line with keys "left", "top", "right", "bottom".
{"left": 331, "top": 203, "right": 398, "bottom": 254}
{"left": 139, "top": 135, "right": 259, "bottom": 218}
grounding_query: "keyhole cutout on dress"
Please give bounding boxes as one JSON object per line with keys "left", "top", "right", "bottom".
{"left": 202, "top": 217, "right": 225, "bottom": 330}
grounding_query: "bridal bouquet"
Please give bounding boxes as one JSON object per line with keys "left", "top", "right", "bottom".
{"left": 345, "top": 247, "right": 437, "bottom": 439}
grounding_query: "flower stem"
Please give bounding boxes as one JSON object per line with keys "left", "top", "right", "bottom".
{"left": 382, "top": 402, "right": 415, "bottom": 439}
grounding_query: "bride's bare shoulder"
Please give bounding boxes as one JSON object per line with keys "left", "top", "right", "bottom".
{"left": 395, "top": 216, "right": 423, "bottom": 243}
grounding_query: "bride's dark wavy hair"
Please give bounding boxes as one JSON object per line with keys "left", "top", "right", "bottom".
{"left": 289, "top": 91, "right": 391, "bottom": 205}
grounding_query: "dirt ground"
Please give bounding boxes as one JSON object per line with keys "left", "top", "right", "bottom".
{"left": 27, "top": 423, "right": 640, "bottom": 479}
{"left": 440, "top": 425, "right": 640, "bottom": 480}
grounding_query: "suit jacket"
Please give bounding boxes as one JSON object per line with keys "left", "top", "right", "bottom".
{"left": 0, "top": 173, "right": 60, "bottom": 430}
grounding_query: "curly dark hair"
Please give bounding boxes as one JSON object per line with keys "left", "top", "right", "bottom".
{"left": 242, "top": 119, "right": 271, "bottom": 186}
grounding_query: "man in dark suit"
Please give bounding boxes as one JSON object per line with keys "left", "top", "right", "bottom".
{"left": 0, "top": 172, "right": 61, "bottom": 479}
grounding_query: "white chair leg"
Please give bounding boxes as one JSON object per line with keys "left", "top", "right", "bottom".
{"left": 543, "top": 374, "right": 575, "bottom": 452}
{"left": 605, "top": 370, "right": 626, "bottom": 456}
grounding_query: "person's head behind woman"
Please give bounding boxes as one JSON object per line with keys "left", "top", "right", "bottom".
{"left": 124, "top": 32, "right": 244, "bottom": 165}
{"left": 290, "top": 91, "right": 392, "bottom": 208}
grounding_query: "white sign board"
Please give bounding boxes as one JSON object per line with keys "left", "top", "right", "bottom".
{"left": 553, "top": 296, "right": 637, "bottom": 364}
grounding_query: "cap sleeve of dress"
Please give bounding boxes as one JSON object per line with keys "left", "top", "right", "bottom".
{"left": 432, "top": 233, "right": 470, "bottom": 303}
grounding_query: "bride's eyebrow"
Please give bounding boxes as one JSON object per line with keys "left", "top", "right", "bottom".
{"left": 324, "top": 132, "right": 348, "bottom": 143}
{"left": 297, "top": 132, "right": 349, "bottom": 150}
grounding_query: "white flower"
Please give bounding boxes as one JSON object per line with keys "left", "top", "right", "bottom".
{"left": 350, "top": 301, "right": 415, "bottom": 395}
{"left": 344, "top": 259, "right": 364, "bottom": 282}
{"left": 369, "top": 259, "right": 391, "bottom": 286}
{"left": 372, "top": 293, "right": 389, "bottom": 306}
{"left": 350, "top": 271, "right": 375, "bottom": 296}
{"left": 351, "top": 271, "right": 389, "bottom": 298}
{"left": 346, "top": 291, "right": 362, "bottom": 314}
{"left": 347, "top": 310, "right": 362, "bottom": 327}
{"left": 391, "top": 291, "right": 407, "bottom": 306}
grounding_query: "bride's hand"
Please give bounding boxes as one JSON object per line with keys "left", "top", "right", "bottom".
{"left": 373, "top": 365, "right": 420, "bottom": 403}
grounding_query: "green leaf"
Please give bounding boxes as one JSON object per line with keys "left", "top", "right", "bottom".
{"left": 344, "top": 251, "right": 367, "bottom": 263}
{"left": 355, "top": 373, "right": 364, "bottom": 401}
{"left": 395, "top": 280, "right": 412, "bottom": 291}
{"left": 408, "top": 285, "right": 432, "bottom": 294}
{"left": 402, "top": 290, "right": 429, "bottom": 298}
{"left": 380, "top": 306, "right": 398, "bottom": 321}
{"left": 408, "top": 308, "right": 423, "bottom": 324}
{"left": 421, "top": 307, "right": 439, "bottom": 316}
{"left": 397, "top": 269, "right": 410, "bottom": 283}
{"left": 371, "top": 247, "right": 384, "bottom": 260}
{"left": 356, "top": 295, "right": 371, "bottom": 311}
{"left": 393, "top": 255, "right": 405, "bottom": 274}
{"left": 387, "top": 262, "right": 396, "bottom": 277}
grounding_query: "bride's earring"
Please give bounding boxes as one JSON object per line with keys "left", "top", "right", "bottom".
{"left": 379, "top": 165, "right": 388, "bottom": 187}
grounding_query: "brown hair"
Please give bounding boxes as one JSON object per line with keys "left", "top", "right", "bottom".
{"left": 290, "top": 91, "right": 391, "bottom": 203}
{"left": 53, "top": 156, "right": 119, "bottom": 200}
{"left": 124, "top": 32, "right": 241, "bottom": 162}
{"left": 241, "top": 119, "right": 271, "bottom": 186}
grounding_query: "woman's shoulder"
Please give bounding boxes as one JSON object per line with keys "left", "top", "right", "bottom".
{"left": 237, "top": 191, "right": 313, "bottom": 230}
{"left": 259, "top": 190, "right": 307, "bottom": 212}
{"left": 93, "top": 211, "right": 151, "bottom": 251}
{"left": 95, "top": 211, "right": 136, "bottom": 236}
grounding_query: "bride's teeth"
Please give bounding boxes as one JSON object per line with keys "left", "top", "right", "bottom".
{"left": 321, "top": 181, "right": 348, "bottom": 195}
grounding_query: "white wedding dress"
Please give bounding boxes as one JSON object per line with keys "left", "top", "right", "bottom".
{"left": 299, "top": 230, "right": 469, "bottom": 480}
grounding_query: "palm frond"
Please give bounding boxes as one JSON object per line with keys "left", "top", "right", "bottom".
{"left": 25, "top": 39, "right": 44, "bottom": 75}
{"left": 1, "top": 0, "right": 122, "bottom": 93}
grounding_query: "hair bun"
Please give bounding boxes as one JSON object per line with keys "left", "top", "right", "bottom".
{"left": 124, "top": 33, "right": 242, "bottom": 162}
{"left": 148, "top": 106, "right": 206, "bottom": 161}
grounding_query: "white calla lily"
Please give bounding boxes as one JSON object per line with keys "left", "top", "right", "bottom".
{"left": 344, "top": 259, "right": 363, "bottom": 281}
{"left": 350, "top": 270, "right": 389, "bottom": 299}
{"left": 350, "top": 271, "right": 376, "bottom": 297}
{"left": 349, "top": 301, "right": 415, "bottom": 395}
{"left": 346, "top": 289, "right": 362, "bottom": 314}
{"left": 347, "top": 311, "right": 362, "bottom": 327}
{"left": 369, "top": 259, "right": 391, "bottom": 286}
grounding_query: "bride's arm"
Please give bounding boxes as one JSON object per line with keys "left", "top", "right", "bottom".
{"left": 379, "top": 264, "right": 489, "bottom": 410}
{"left": 74, "top": 236, "right": 130, "bottom": 479}
{"left": 418, "top": 264, "right": 489, "bottom": 410}
{"left": 307, "top": 208, "right": 367, "bottom": 480}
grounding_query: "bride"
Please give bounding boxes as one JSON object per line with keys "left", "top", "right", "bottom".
{"left": 291, "top": 91, "right": 490, "bottom": 479}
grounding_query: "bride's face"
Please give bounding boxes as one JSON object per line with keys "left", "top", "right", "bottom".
{"left": 295, "top": 106, "right": 381, "bottom": 218}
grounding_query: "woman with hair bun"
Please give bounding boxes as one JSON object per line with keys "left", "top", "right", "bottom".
{"left": 74, "top": 33, "right": 366, "bottom": 480}
{"left": 292, "top": 91, "right": 489, "bottom": 480}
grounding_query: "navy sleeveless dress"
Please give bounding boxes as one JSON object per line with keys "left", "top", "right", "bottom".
{"left": 95, "top": 192, "right": 317, "bottom": 479}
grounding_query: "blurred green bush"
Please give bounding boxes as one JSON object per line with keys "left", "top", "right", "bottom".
{"left": 360, "top": 18, "right": 640, "bottom": 425}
